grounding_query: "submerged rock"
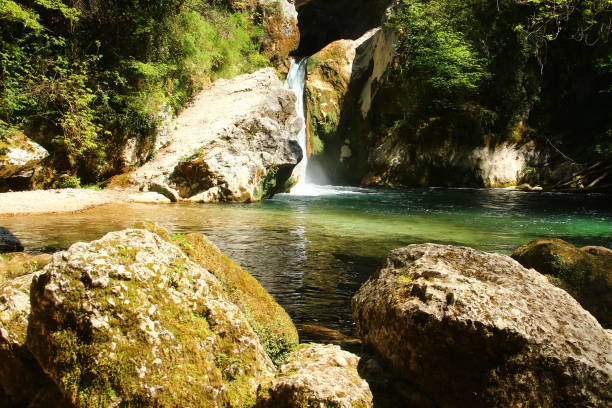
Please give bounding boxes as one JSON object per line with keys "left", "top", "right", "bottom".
{"left": 27, "top": 228, "right": 276, "bottom": 407}
{"left": 112, "top": 68, "right": 302, "bottom": 202}
{"left": 353, "top": 243, "right": 612, "bottom": 407}
{"left": 512, "top": 238, "right": 612, "bottom": 328}
{"left": 0, "top": 227, "right": 23, "bottom": 254}
{"left": 257, "top": 344, "right": 373, "bottom": 408}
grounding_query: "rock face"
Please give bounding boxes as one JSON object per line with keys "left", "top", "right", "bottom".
{"left": 259, "top": 0, "right": 300, "bottom": 68}
{"left": 257, "top": 344, "right": 373, "bottom": 408}
{"left": 295, "top": 0, "right": 394, "bottom": 55}
{"left": 27, "top": 228, "right": 277, "bottom": 407}
{"left": 305, "top": 25, "right": 549, "bottom": 187}
{"left": 353, "top": 244, "right": 612, "bottom": 407}
{"left": 512, "top": 238, "right": 612, "bottom": 328}
{"left": 111, "top": 68, "right": 302, "bottom": 202}
{"left": 0, "top": 131, "right": 49, "bottom": 179}
{"left": 305, "top": 27, "right": 399, "bottom": 184}
{"left": 117, "top": 102, "right": 175, "bottom": 172}
{"left": 364, "top": 136, "right": 547, "bottom": 188}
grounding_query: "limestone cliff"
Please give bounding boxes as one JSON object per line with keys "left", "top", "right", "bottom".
{"left": 303, "top": 1, "right": 610, "bottom": 190}
{"left": 111, "top": 68, "right": 303, "bottom": 202}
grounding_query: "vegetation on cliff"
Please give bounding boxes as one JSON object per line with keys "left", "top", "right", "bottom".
{"left": 0, "top": 0, "right": 283, "bottom": 184}
{"left": 387, "top": 0, "right": 610, "bottom": 163}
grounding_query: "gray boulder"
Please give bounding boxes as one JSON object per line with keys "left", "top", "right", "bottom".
{"left": 112, "top": 68, "right": 302, "bottom": 202}
{"left": 257, "top": 343, "right": 373, "bottom": 408}
{"left": 353, "top": 244, "right": 612, "bottom": 407}
{"left": 0, "top": 131, "right": 48, "bottom": 179}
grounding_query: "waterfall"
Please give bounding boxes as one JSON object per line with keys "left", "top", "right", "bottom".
{"left": 285, "top": 57, "right": 309, "bottom": 192}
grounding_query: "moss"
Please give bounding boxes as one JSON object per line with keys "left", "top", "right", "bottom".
{"left": 138, "top": 223, "right": 299, "bottom": 365}
{"left": 33, "top": 232, "right": 276, "bottom": 407}
{"left": 0, "top": 128, "right": 37, "bottom": 159}
{"left": 310, "top": 133, "right": 324, "bottom": 155}
{"left": 255, "top": 167, "right": 279, "bottom": 201}
{"left": 0, "top": 253, "right": 51, "bottom": 285}
{"left": 512, "top": 238, "right": 612, "bottom": 327}
{"left": 397, "top": 275, "right": 415, "bottom": 285}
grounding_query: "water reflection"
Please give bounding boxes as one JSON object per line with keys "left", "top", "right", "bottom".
{"left": 1, "top": 187, "right": 610, "bottom": 336}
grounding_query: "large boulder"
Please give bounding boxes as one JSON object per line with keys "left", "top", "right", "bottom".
{"left": 0, "top": 130, "right": 49, "bottom": 180}
{"left": 353, "top": 244, "right": 612, "bottom": 408}
{"left": 27, "top": 228, "right": 277, "bottom": 407}
{"left": 512, "top": 238, "right": 612, "bottom": 328}
{"left": 0, "top": 273, "right": 55, "bottom": 407}
{"left": 256, "top": 344, "right": 373, "bottom": 408}
{"left": 111, "top": 68, "right": 302, "bottom": 202}
{"left": 138, "top": 222, "right": 299, "bottom": 365}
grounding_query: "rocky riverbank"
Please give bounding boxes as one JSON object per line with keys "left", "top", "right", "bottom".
{"left": 1, "top": 222, "right": 610, "bottom": 407}
{"left": 0, "top": 224, "right": 372, "bottom": 408}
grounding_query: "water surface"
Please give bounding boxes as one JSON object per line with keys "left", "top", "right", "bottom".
{"left": 2, "top": 186, "right": 610, "bottom": 336}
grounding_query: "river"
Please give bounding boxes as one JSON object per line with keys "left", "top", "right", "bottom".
{"left": 2, "top": 186, "right": 610, "bottom": 337}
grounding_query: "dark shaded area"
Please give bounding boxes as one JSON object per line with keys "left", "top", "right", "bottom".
{"left": 0, "top": 226, "right": 23, "bottom": 253}
{"left": 529, "top": 37, "right": 612, "bottom": 164}
{"left": 295, "top": 0, "right": 394, "bottom": 55}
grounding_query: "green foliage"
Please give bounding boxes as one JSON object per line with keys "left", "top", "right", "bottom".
{"left": 516, "top": 0, "right": 610, "bottom": 46}
{"left": 310, "top": 133, "right": 324, "bottom": 155}
{"left": 249, "top": 320, "right": 297, "bottom": 367}
{"left": 385, "top": 0, "right": 610, "bottom": 164}
{"left": 57, "top": 175, "right": 80, "bottom": 188}
{"left": 389, "top": 0, "right": 489, "bottom": 108}
{"left": 0, "top": 0, "right": 78, "bottom": 30}
{"left": 0, "top": 0, "right": 271, "bottom": 182}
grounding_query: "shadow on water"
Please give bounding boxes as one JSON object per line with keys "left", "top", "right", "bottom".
{"left": 1, "top": 187, "right": 610, "bottom": 337}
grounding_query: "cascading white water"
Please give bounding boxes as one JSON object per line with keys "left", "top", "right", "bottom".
{"left": 285, "top": 57, "right": 310, "bottom": 192}
{"left": 285, "top": 58, "right": 339, "bottom": 196}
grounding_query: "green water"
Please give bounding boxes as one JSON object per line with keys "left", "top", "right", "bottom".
{"left": 2, "top": 186, "right": 611, "bottom": 336}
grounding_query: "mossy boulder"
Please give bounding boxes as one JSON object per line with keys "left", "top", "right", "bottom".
{"left": 27, "top": 228, "right": 276, "bottom": 407}
{"left": 256, "top": 344, "right": 373, "bottom": 408}
{"left": 137, "top": 222, "right": 299, "bottom": 366}
{"left": 353, "top": 244, "right": 612, "bottom": 407}
{"left": 512, "top": 238, "right": 612, "bottom": 328}
{"left": 0, "top": 273, "right": 54, "bottom": 407}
